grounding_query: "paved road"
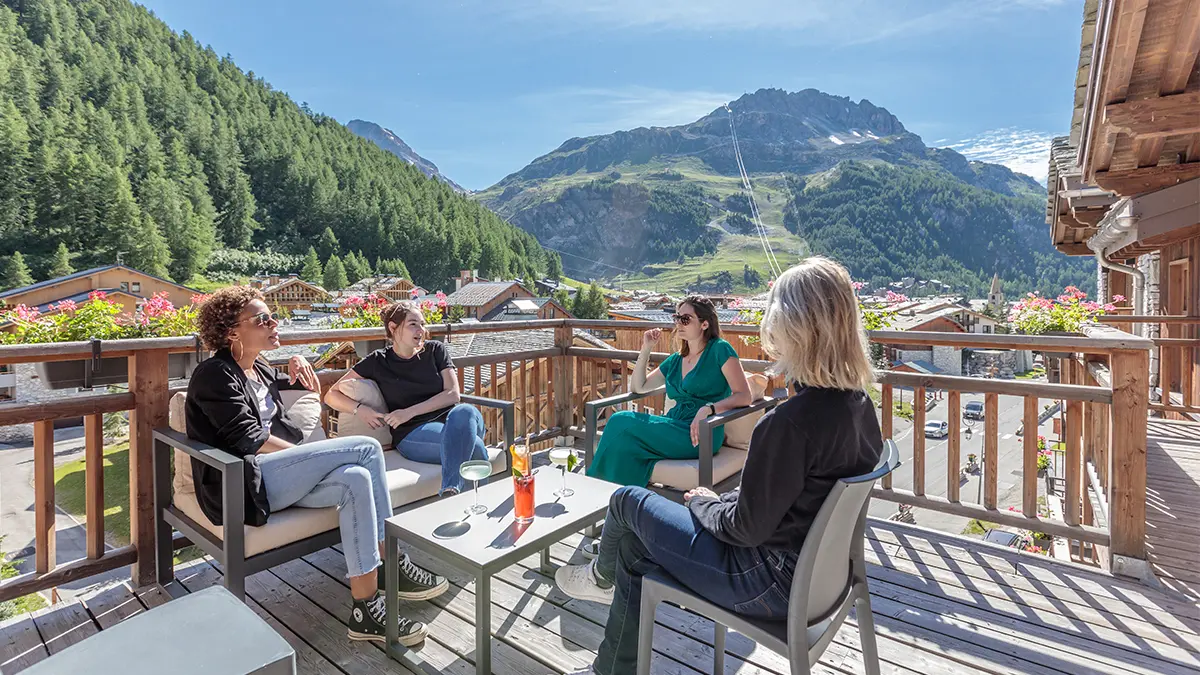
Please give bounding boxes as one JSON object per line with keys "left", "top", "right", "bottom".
{"left": 869, "top": 387, "right": 1056, "bottom": 537}
{"left": 0, "top": 427, "right": 130, "bottom": 601}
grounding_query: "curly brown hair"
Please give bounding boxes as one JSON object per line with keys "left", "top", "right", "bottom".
{"left": 197, "top": 286, "right": 264, "bottom": 351}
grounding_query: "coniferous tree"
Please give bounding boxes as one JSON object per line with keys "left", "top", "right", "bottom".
{"left": 301, "top": 247, "right": 323, "bottom": 283}
{"left": 323, "top": 254, "right": 347, "bottom": 291}
{"left": 317, "top": 227, "right": 340, "bottom": 260}
{"left": 547, "top": 252, "right": 563, "bottom": 281}
{"left": 343, "top": 251, "right": 366, "bottom": 286}
{"left": 2, "top": 251, "right": 33, "bottom": 290}
{"left": 49, "top": 241, "right": 72, "bottom": 277}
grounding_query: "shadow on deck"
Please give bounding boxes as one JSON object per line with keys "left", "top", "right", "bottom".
{"left": 2, "top": 519, "right": 1198, "bottom": 675}
{"left": 1146, "top": 418, "right": 1200, "bottom": 600}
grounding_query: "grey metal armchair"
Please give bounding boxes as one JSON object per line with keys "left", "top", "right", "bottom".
{"left": 583, "top": 387, "right": 780, "bottom": 494}
{"left": 635, "top": 439, "right": 901, "bottom": 675}
{"left": 153, "top": 394, "right": 514, "bottom": 600}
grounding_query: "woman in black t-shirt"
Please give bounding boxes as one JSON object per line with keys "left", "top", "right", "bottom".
{"left": 326, "top": 301, "right": 488, "bottom": 496}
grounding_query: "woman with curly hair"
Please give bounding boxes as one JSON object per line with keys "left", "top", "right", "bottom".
{"left": 185, "top": 286, "right": 445, "bottom": 646}
{"left": 325, "top": 300, "right": 488, "bottom": 496}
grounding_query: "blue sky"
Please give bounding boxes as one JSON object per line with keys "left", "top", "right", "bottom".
{"left": 137, "top": 0, "right": 1085, "bottom": 190}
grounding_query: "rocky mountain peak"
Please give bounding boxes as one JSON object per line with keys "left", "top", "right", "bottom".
{"left": 347, "top": 119, "right": 466, "bottom": 192}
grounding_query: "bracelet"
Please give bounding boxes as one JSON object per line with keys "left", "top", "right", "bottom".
{"left": 353, "top": 403, "right": 361, "bottom": 415}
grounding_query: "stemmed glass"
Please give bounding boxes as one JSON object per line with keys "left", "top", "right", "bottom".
{"left": 459, "top": 460, "right": 492, "bottom": 515}
{"left": 549, "top": 447, "right": 575, "bottom": 498}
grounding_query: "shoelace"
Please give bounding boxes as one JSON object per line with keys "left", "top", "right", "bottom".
{"left": 366, "top": 595, "right": 415, "bottom": 631}
{"left": 399, "top": 554, "right": 436, "bottom": 587}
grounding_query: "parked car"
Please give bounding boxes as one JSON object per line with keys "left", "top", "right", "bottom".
{"left": 983, "top": 529, "right": 1022, "bottom": 549}
{"left": 924, "top": 420, "right": 949, "bottom": 438}
{"left": 963, "top": 401, "right": 985, "bottom": 420}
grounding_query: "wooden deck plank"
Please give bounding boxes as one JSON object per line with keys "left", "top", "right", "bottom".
{"left": 1144, "top": 419, "right": 1200, "bottom": 600}
{"left": 29, "top": 601, "right": 98, "bottom": 656}
{"left": 174, "top": 560, "right": 346, "bottom": 675}
{"left": 0, "top": 615, "right": 48, "bottom": 674}
{"left": 81, "top": 583, "right": 145, "bottom": 630}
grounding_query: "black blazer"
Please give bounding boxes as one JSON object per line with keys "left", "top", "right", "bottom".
{"left": 185, "top": 349, "right": 308, "bottom": 527}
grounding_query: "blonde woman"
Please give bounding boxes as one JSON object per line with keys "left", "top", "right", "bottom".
{"left": 556, "top": 257, "right": 884, "bottom": 675}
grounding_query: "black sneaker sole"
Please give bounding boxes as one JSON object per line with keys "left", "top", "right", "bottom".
{"left": 392, "top": 577, "right": 449, "bottom": 601}
{"left": 348, "top": 625, "right": 428, "bottom": 646}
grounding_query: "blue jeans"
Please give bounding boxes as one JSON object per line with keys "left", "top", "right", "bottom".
{"left": 257, "top": 435, "right": 391, "bottom": 578}
{"left": 592, "top": 486, "right": 795, "bottom": 675}
{"left": 396, "top": 403, "right": 488, "bottom": 495}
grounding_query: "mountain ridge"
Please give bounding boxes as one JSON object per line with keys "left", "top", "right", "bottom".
{"left": 347, "top": 120, "right": 466, "bottom": 193}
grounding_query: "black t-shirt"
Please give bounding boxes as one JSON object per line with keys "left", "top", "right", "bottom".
{"left": 352, "top": 341, "right": 455, "bottom": 443}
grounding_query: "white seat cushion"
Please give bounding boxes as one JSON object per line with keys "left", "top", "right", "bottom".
{"left": 171, "top": 445, "right": 506, "bottom": 557}
{"left": 329, "top": 378, "right": 393, "bottom": 449}
{"left": 650, "top": 445, "right": 749, "bottom": 492}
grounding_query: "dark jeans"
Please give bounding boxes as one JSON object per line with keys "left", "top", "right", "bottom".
{"left": 592, "top": 486, "right": 796, "bottom": 675}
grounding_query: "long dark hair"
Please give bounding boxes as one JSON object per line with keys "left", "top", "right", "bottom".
{"left": 381, "top": 301, "right": 426, "bottom": 354}
{"left": 677, "top": 294, "right": 721, "bottom": 357}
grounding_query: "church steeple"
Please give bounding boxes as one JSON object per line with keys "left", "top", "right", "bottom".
{"left": 987, "top": 273, "right": 1005, "bottom": 313}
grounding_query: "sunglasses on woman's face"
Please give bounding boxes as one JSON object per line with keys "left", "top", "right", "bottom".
{"left": 671, "top": 313, "right": 694, "bottom": 326}
{"left": 242, "top": 311, "right": 276, "bottom": 328}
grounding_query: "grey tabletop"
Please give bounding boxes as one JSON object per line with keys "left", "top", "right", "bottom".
{"left": 385, "top": 469, "right": 618, "bottom": 574}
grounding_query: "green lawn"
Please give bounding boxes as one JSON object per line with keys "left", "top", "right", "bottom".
{"left": 893, "top": 401, "right": 915, "bottom": 421}
{"left": 1015, "top": 368, "right": 1046, "bottom": 380}
{"left": 54, "top": 441, "right": 202, "bottom": 564}
{"left": 962, "top": 519, "right": 1000, "bottom": 536}
{"left": 184, "top": 274, "right": 237, "bottom": 293}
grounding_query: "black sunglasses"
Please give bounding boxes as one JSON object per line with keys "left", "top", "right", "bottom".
{"left": 671, "top": 313, "right": 694, "bottom": 326}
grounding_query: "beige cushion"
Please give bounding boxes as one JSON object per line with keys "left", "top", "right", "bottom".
{"left": 171, "top": 444, "right": 506, "bottom": 557}
{"left": 723, "top": 373, "right": 769, "bottom": 450}
{"left": 332, "top": 378, "right": 394, "bottom": 449}
{"left": 169, "top": 389, "right": 327, "bottom": 497}
{"left": 651, "top": 446, "right": 750, "bottom": 491}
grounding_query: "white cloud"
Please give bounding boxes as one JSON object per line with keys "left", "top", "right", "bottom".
{"left": 480, "top": 0, "right": 1056, "bottom": 45}
{"left": 942, "top": 127, "right": 1056, "bottom": 184}
{"left": 516, "top": 86, "right": 734, "bottom": 137}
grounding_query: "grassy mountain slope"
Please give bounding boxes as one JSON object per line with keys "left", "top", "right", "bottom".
{"left": 477, "top": 88, "right": 1090, "bottom": 296}
{"left": 0, "top": 0, "right": 546, "bottom": 290}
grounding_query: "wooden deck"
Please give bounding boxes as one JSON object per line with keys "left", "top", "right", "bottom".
{"left": 3, "top": 519, "right": 1199, "bottom": 675}
{"left": 1146, "top": 418, "right": 1200, "bottom": 599}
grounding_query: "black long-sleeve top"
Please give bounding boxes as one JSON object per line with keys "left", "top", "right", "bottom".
{"left": 688, "top": 385, "right": 883, "bottom": 551}
{"left": 185, "top": 349, "right": 307, "bottom": 527}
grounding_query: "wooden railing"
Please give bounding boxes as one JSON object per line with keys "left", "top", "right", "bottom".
{"left": 1098, "top": 314, "right": 1200, "bottom": 417}
{"left": 0, "top": 318, "right": 1154, "bottom": 602}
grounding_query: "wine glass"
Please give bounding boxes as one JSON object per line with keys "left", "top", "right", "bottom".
{"left": 459, "top": 460, "right": 492, "bottom": 515}
{"left": 549, "top": 447, "right": 574, "bottom": 498}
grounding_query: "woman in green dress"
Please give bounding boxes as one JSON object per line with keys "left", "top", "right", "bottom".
{"left": 586, "top": 295, "right": 752, "bottom": 487}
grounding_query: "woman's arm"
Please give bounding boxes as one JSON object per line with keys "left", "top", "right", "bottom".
{"left": 383, "top": 368, "right": 462, "bottom": 428}
{"left": 324, "top": 369, "right": 388, "bottom": 429}
{"left": 257, "top": 435, "right": 296, "bottom": 454}
{"left": 688, "top": 355, "right": 754, "bottom": 446}
{"left": 631, "top": 329, "right": 667, "bottom": 394}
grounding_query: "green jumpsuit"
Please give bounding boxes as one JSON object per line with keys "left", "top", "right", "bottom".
{"left": 586, "top": 337, "right": 739, "bottom": 486}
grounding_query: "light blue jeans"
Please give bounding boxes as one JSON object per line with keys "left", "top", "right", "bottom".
{"left": 397, "top": 403, "right": 488, "bottom": 495}
{"left": 257, "top": 435, "right": 391, "bottom": 578}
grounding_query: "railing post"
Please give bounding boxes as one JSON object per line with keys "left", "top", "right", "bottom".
{"left": 554, "top": 323, "right": 574, "bottom": 432}
{"left": 129, "top": 349, "right": 170, "bottom": 587}
{"left": 33, "top": 419, "right": 55, "bottom": 575}
{"left": 1108, "top": 347, "right": 1149, "bottom": 571}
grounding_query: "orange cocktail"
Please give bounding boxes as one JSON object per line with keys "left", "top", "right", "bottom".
{"left": 510, "top": 444, "right": 535, "bottom": 523}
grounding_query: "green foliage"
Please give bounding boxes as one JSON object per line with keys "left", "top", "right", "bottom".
{"left": 783, "top": 163, "right": 1093, "bottom": 296}
{"left": 323, "top": 254, "right": 348, "bottom": 290}
{"left": 1008, "top": 286, "right": 1113, "bottom": 334}
{"left": 206, "top": 249, "right": 301, "bottom": 281}
{"left": 0, "top": 0, "right": 547, "bottom": 287}
{"left": 742, "top": 264, "right": 762, "bottom": 289}
{"left": 551, "top": 288, "right": 571, "bottom": 312}
{"left": 724, "top": 193, "right": 753, "bottom": 215}
{"left": 318, "top": 227, "right": 340, "bottom": 260}
{"left": 2, "top": 291, "right": 201, "bottom": 344}
{"left": 725, "top": 212, "right": 757, "bottom": 235}
{"left": 376, "top": 258, "right": 410, "bottom": 279}
{"left": 547, "top": 252, "right": 563, "bottom": 281}
{"left": 343, "top": 251, "right": 368, "bottom": 286}
{"left": 2, "top": 251, "right": 32, "bottom": 289}
{"left": 301, "top": 247, "right": 322, "bottom": 283}
{"left": 49, "top": 241, "right": 72, "bottom": 277}
{"left": 571, "top": 282, "right": 608, "bottom": 319}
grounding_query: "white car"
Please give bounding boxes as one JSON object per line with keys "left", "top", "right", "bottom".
{"left": 923, "top": 420, "right": 949, "bottom": 438}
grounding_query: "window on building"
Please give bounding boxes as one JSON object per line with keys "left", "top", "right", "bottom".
{"left": 131, "top": 282, "right": 141, "bottom": 293}
{"left": 120, "top": 282, "right": 129, "bottom": 292}
{"left": 983, "top": 325, "right": 993, "bottom": 334}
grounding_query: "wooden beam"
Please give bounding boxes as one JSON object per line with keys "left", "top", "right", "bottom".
{"left": 947, "top": 391, "right": 960, "bottom": 503}
{"left": 84, "top": 414, "right": 105, "bottom": 560}
{"left": 129, "top": 350, "right": 169, "bottom": 587}
{"left": 0, "top": 392, "right": 134, "bottom": 426}
{"left": 33, "top": 420, "right": 54, "bottom": 575}
{"left": 1069, "top": 208, "right": 1109, "bottom": 226}
{"left": 1089, "top": 0, "right": 1150, "bottom": 174}
{"left": 1094, "top": 163, "right": 1200, "bottom": 196}
{"left": 984, "top": 393, "right": 998, "bottom": 509}
{"left": 1055, "top": 242, "right": 1096, "bottom": 256}
{"left": 1105, "top": 92, "right": 1200, "bottom": 139}
{"left": 1108, "top": 348, "right": 1148, "bottom": 561}
{"left": 0, "top": 546, "right": 137, "bottom": 604}
{"left": 1023, "top": 396, "right": 1039, "bottom": 517}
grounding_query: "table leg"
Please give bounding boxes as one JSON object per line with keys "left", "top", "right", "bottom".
{"left": 386, "top": 533, "right": 398, "bottom": 646}
{"left": 540, "top": 547, "right": 553, "bottom": 575}
{"left": 476, "top": 573, "right": 491, "bottom": 675}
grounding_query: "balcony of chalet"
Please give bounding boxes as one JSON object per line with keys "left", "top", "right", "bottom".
{"left": 0, "top": 318, "right": 1197, "bottom": 675}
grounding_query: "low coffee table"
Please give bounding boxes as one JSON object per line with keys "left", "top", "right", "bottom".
{"left": 384, "top": 469, "right": 618, "bottom": 675}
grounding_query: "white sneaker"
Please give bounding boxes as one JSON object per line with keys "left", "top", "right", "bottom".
{"left": 555, "top": 559, "right": 614, "bottom": 605}
{"left": 580, "top": 540, "right": 600, "bottom": 560}
{"left": 565, "top": 667, "right": 597, "bottom": 675}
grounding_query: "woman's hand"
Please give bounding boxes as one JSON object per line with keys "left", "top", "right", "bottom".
{"left": 690, "top": 407, "right": 711, "bottom": 447}
{"left": 684, "top": 487, "right": 719, "bottom": 503}
{"left": 355, "top": 405, "right": 387, "bottom": 430}
{"left": 382, "top": 408, "right": 414, "bottom": 429}
{"left": 288, "top": 355, "right": 320, "bottom": 393}
{"left": 642, "top": 328, "right": 661, "bottom": 348}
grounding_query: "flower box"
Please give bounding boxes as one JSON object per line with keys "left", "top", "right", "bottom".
{"left": 35, "top": 352, "right": 202, "bottom": 390}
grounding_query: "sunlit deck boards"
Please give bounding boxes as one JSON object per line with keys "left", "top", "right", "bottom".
{"left": 1146, "top": 418, "right": 1200, "bottom": 600}
{"left": 3, "top": 519, "right": 1198, "bottom": 675}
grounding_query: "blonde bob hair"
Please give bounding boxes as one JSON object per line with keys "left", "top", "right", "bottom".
{"left": 761, "top": 257, "right": 875, "bottom": 391}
